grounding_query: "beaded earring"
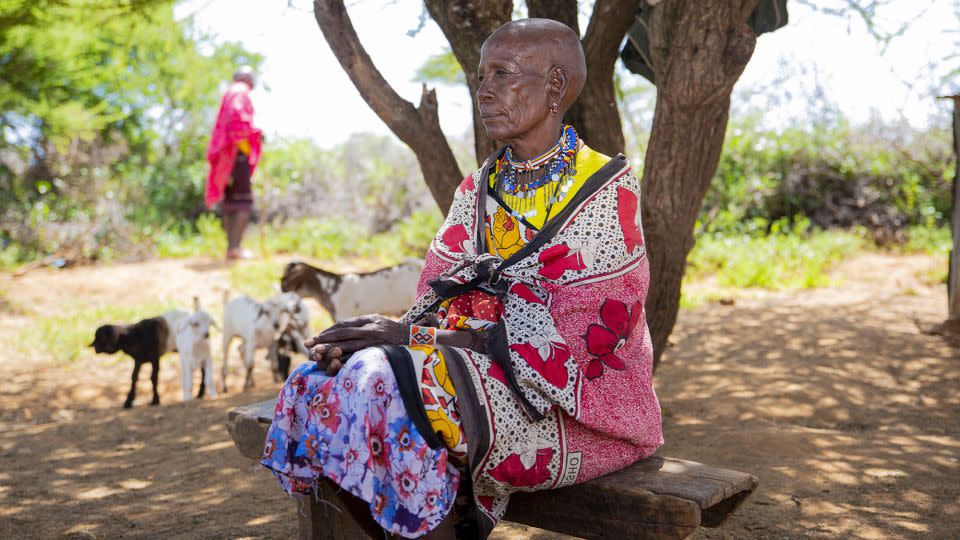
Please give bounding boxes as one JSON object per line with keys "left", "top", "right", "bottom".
{"left": 550, "top": 101, "right": 559, "bottom": 116}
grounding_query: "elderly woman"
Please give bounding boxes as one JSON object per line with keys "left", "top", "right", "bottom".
{"left": 261, "top": 18, "right": 662, "bottom": 539}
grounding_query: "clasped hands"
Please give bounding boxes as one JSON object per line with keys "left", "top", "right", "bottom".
{"left": 304, "top": 314, "right": 407, "bottom": 375}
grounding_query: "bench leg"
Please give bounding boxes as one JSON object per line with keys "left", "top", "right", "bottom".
{"left": 296, "top": 480, "right": 371, "bottom": 540}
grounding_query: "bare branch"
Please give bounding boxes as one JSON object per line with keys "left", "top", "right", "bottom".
{"left": 582, "top": 0, "right": 642, "bottom": 69}
{"left": 795, "top": 0, "right": 936, "bottom": 52}
{"left": 423, "top": 0, "right": 512, "bottom": 165}
{"left": 313, "top": 0, "right": 463, "bottom": 210}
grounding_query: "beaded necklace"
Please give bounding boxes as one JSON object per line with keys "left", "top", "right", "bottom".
{"left": 495, "top": 125, "right": 578, "bottom": 221}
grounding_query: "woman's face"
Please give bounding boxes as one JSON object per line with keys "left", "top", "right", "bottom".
{"left": 476, "top": 37, "right": 553, "bottom": 144}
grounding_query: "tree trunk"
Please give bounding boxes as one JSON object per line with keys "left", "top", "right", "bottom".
{"left": 313, "top": 0, "right": 463, "bottom": 212}
{"left": 641, "top": 0, "right": 759, "bottom": 369}
{"left": 566, "top": 0, "right": 640, "bottom": 156}
{"left": 423, "top": 0, "right": 512, "bottom": 166}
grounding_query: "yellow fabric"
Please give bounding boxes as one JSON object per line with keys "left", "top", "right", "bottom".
{"left": 236, "top": 139, "right": 251, "bottom": 156}
{"left": 412, "top": 345, "right": 468, "bottom": 459}
{"left": 487, "top": 144, "right": 611, "bottom": 256}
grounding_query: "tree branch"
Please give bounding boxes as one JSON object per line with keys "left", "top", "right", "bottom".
{"left": 562, "top": 0, "right": 641, "bottom": 156}
{"left": 582, "top": 0, "right": 641, "bottom": 72}
{"left": 313, "top": 0, "right": 462, "bottom": 211}
{"left": 795, "top": 0, "right": 935, "bottom": 52}
{"left": 423, "top": 0, "right": 512, "bottom": 166}
{"left": 526, "top": 0, "right": 580, "bottom": 35}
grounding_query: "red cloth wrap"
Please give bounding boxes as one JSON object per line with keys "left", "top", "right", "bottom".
{"left": 205, "top": 81, "right": 262, "bottom": 209}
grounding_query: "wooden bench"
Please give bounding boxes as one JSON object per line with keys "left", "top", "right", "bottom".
{"left": 227, "top": 401, "right": 757, "bottom": 539}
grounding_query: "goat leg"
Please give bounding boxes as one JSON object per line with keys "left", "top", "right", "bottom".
{"left": 220, "top": 336, "right": 232, "bottom": 394}
{"left": 197, "top": 367, "right": 206, "bottom": 399}
{"left": 242, "top": 340, "right": 255, "bottom": 390}
{"left": 124, "top": 361, "right": 142, "bottom": 409}
{"left": 149, "top": 358, "right": 161, "bottom": 406}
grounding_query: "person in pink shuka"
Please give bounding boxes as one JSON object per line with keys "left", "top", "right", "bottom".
{"left": 205, "top": 66, "right": 262, "bottom": 260}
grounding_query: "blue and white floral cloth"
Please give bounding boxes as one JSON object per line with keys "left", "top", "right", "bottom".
{"left": 260, "top": 348, "right": 460, "bottom": 538}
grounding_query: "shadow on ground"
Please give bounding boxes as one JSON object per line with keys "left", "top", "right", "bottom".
{"left": 658, "top": 285, "right": 959, "bottom": 539}
{"left": 0, "top": 254, "right": 956, "bottom": 539}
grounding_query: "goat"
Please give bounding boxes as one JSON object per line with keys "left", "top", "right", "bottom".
{"left": 173, "top": 297, "right": 218, "bottom": 402}
{"left": 221, "top": 291, "right": 306, "bottom": 391}
{"left": 280, "top": 260, "right": 422, "bottom": 321}
{"left": 90, "top": 310, "right": 187, "bottom": 408}
{"left": 266, "top": 294, "right": 310, "bottom": 382}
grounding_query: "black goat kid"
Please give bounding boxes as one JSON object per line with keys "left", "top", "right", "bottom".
{"left": 91, "top": 317, "right": 185, "bottom": 408}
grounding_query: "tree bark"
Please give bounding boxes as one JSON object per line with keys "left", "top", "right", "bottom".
{"left": 641, "top": 0, "right": 759, "bottom": 369}
{"left": 566, "top": 0, "right": 641, "bottom": 156}
{"left": 423, "top": 0, "right": 512, "bottom": 166}
{"left": 526, "top": 0, "right": 580, "bottom": 34}
{"left": 313, "top": 0, "right": 463, "bottom": 211}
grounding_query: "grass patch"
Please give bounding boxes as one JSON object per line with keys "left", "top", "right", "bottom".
{"left": 155, "top": 213, "right": 227, "bottom": 258}
{"left": 0, "top": 243, "right": 38, "bottom": 272}
{"left": 229, "top": 260, "right": 284, "bottom": 300}
{"left": 156, "top": 210, "right": 441, "bottom": 263}
{"left": 919, "top": 265, "right": 949, "bottom": 286}
{"left": 20, "top": 301, "right": 179, "bottom": 363}
{"left": 898, "top": 226, "right": 951, "bottom": 255}
{"left": 681, "top": 227, "right": 869, "bottom": 306}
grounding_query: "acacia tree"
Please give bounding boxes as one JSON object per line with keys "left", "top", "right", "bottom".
{"left": 313, "top": 0, "right": 762, "bottom": 368}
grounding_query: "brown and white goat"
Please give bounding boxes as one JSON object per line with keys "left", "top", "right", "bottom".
{"left": 280, "top": 260, "right": 422, "bottom": 322}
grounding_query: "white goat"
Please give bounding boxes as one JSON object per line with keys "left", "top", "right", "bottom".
{"left": 173, "top": 297, "right": 218, "bottom": 402}
{"left": 221, "top": 291, "right": 304, "bottom": 392}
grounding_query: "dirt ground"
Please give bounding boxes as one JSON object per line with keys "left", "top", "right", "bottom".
{"left": 0, "top": 253, "right": 956, "bottom": 539}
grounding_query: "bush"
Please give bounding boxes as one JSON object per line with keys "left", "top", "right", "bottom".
{"left": 700, "top": 118, "right": 953, "bottom": 241}
{"left": 687, "top": 218, "right": 869, "bottom": 289}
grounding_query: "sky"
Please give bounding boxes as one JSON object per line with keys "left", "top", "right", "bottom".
{"left": 174, "top": 0, "right": 960, "bottom": 148}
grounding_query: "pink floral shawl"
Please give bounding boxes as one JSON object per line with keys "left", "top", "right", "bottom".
{"left": 205, "top": 81, "right": 262, "bottom": 208}
{"left": 400, "top": 151, "right": 663, "bottom": 536}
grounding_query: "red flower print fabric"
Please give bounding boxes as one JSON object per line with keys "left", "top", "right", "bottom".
{"left": 582, "top": 299, "right": 643, "bottom": 379}
{"left": 617, "top": 185, "right": 644, "bottom": 255}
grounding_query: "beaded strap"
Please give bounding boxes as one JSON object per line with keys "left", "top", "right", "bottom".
{"left": 409, "top": 325, "right": 437, "bottom": 347}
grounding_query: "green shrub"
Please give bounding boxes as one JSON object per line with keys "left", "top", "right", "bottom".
{"left": 898, "top": 226, "right": 951, "bottom": 255}
{"left": 686, "top": 223, "right": 868, "bottom": 290}
{"left": 155, "top": 213, "right": 226, "bottom": 258}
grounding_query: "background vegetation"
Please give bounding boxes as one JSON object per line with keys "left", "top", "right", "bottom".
{"left": 0, "top": 1, "right": 953, "bottom": 301}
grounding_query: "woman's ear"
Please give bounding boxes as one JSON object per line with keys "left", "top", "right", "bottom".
{"left": 547, "top": 65, "right": 570, "bottom": 107}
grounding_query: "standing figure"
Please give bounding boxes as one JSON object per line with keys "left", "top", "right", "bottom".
{"left": 205, "top": 66, "right": 262, "bottom": 260}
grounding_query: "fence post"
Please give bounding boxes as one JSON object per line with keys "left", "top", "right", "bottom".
{"left": 942, "top": 95, "right": 960, "bottom": 321}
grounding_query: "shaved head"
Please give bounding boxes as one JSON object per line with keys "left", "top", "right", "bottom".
{"left": 477, "top": 18, "right": 587, "bottom": 156}
{"left": 484, "top": 18, "right": 586, "bottom": 111}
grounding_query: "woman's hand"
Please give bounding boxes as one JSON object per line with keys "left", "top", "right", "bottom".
{"left": 304, "top": 314, "right": 408, "bottom": 376}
